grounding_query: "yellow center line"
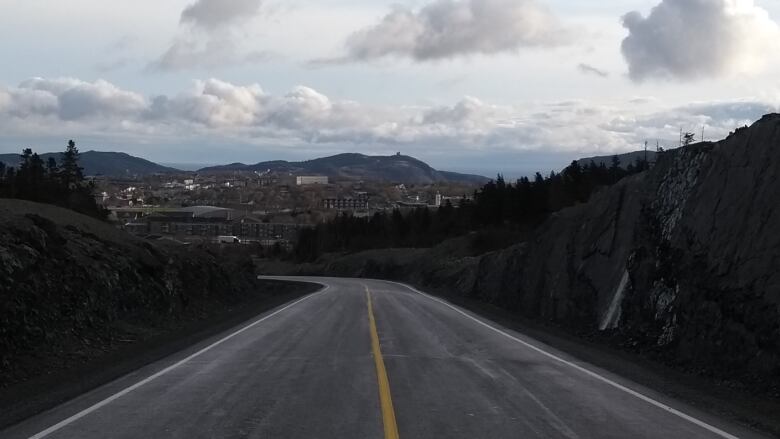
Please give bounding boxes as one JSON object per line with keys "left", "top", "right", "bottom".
{"left": 366, "top": 286, "right": 400, "bottom": 439}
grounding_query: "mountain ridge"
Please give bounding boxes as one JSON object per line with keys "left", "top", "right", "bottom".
{"left": 0, "top": 151, "right": 180, "bottom": 177}
{"left": 198, "top": 153, "right": 490, "bottom": 184}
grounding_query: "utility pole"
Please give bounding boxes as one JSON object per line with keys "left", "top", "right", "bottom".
{"left": 644, "top": 141, "right": 648, "bottom": 168}
{"left": 702, "top": 125, "right": 705, "bottom": 142}
{"left": 679, "top": 127, "right": 683, "bottom": 147}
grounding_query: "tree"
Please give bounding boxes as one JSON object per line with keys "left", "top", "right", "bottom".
{"left": 46, "top": 157, "right": 59, "bottom": 177}
{"left": 292, "top": 157, "right": 651, "bottom": 261}
{"left": 682, "top": 132, "right": 696, "bottom": 147}
{"left": 60, "top": 140, "right": 84, "bottom": 189}
{"left": 610, "top": 155, "right": 620, "bottom": 171}
{"left": 632, "top": 156, "right": 650, "bottom": 173}
{"left": 0, "top": 161, "right": 6, "bottom": 197}
{"left": 0, "top": 142, "right": 106, "bottom": 219}
{"left": 17, "top": 148, "right": 46, "bottom": 201}
{"left": 4, "top": 167, "right": 17, "bottom": 198}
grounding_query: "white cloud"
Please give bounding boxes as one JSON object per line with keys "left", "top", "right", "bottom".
{"left": 0, "top": 77, "right": 776, "bottom": 158}
{"left": 151, "top": 37, "right": 252, "bottom": 71}
{"left": 621, "top": 0, "right": 780, "bottom": 81}
{"left": 0, "top": 88, "right": 9, "bottom": 112}
{"left": 267, "top": 86, "right": 334, "bottom": 130}
{"left": 181, "top": 0, "right": 263, "bottom": 30}
{"left": 150, "top": 78, "right": 266, "bottom": 127}
{"left": 418, "top": 97, "right": 508, "bottom": 139}
{"left": 602, "top": 100, "right": 777, "bottom": 144}
{"left": 149, "top": 0, "right": 268, "bottom": 71}
{"left": 5, "top": 78, "right": 145, "bottom": 121}
{"left": 338, "top": 0, "right": 569, "bottom": 62}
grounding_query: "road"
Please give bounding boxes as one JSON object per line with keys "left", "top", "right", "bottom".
{"left": 2, "top": 277, "right": 767, "bottom": 439}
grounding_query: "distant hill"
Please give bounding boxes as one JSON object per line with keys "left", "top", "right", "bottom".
{"left": 0, "top": 151, "right": 180, "bottom": 177}
{"left": 198, "top": 153, "right": 489, "bottom": 184}
{"left": 576, "top": 150, "right": 660, "bottom": 170}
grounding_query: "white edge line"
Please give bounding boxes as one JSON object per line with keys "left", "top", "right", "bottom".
{"left": 384, "top": 280, "right": 741, "bottom": 439}
{"left": 27, "top": 285, "right": 329, "bottom": 439}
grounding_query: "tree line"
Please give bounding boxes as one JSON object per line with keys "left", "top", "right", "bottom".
{"left": 294, "top": 156, "right": 650, "bottom": 262}
{"left": 0, "top": 141, "right": 107, "bottom": 219}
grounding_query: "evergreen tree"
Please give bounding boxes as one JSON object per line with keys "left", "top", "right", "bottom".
{"left": 0, "top": 161, "right": 6, "bottom": 197}
{"left": 17, "top": 149, "right": 46, "bottom": 201}
{"left": 292, "top": 157, "right": 652, "bottom": 261}
{"left": 0, "top": 142, "right": 106, "bottom": 219}
{"left": 609, "top": 155, "right": 622, "bottom": 183}
{"left": 60, "top": 140, "right": 84, "bottom": 190}
{"left": 46, "top": 157, "right": 59, "bottom": 177}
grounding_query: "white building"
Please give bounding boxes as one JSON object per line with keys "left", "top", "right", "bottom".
{"left": 296, "top": 176, "right": 329, "bottom": 186}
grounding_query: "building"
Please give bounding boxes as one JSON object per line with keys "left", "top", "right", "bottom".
{"left": 239, "top": 219, "right": 303, "bottom": 242}
{"left": 296, "top": 176, "right": 329, "bottom": 186}
{"left": 122, "top": 206, "right": 307, "bottom": 244}
{"left": 322, "top": 193, "right": 369, "bottom": 211}
{"left": 435, "top": 193, "right": 472, "bottom": 207}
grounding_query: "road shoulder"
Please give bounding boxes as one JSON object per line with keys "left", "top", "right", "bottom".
{"left": 410, "top": 283, "right": 780, "bottom": 438}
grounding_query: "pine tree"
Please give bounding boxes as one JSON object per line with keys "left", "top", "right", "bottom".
{"left": 5, "top": 167, "right": 16, "bottom": 198}
{"left": 609, "top": 155, "right": 622, "bottom": 183}
{"left": 0, "top": 161, "right": 6, "bottom": 197}
{"left": 46, "top": 157, "right": 59, "bottom": 177}
{"left": 60, "top": 140, "right": 84, "bottom": 189}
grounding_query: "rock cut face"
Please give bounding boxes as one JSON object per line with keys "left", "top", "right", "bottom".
{"left": 469, "top": 114, "right": 780, "bottom": 384}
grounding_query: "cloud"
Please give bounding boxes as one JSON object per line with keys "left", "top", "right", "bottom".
{"left": 0, "top": 88, "right": 11, "bottom": 113}
{"left": 4, "top": 78, "right": 145, "bottom": 121}
{"left": 602, "top": 100, "right": 777, "bottom": 144}
{"left": 577, "top": 63, "right": 608, "bottom": 78}
{"left": 336, "top": 0, "right": 569, "bottom": 62}
{"left": 0, "top": 77, "right": 776, "bottom": 159}
{"left": 150, "top": 37, "right": 252, "bottom": 71}
{"left": 148, "top": 78, "right": 266, "bottom": 127}
{"left": 181, "top": 0, "right": 262, "bottom": 30}
{"left": 149, "top": 0, "right": 268, "bottom": 71}
{"left": 621, "top": 0, "right": 780, "bottom": 81}
{"left": 419, "top": 97, "right": 505, "bottom": 133}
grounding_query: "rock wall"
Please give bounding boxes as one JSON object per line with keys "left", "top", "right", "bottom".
{"left": 467, "top": 115, "right": 780, "bottom": 384}
{"left": 0, "top": 200, "right": 266, "bottom": 385}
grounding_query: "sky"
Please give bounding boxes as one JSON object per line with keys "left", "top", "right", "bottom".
{"left": 0, "top": 0, "right": 779, "bottom": 177}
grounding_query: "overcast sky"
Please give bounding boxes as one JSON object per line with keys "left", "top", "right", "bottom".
{"left": 1, "top": 0, "right": 779, "bottom": 176}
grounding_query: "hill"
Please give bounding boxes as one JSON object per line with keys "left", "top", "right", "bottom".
{"left": 199, "top": 153, "right": 489, "bottom": 184}
{"left": 0, "top": 151, "right": 180, "bottom": 177}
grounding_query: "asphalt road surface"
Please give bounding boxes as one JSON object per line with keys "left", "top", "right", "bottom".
{"left": 2, "top": 277, "right": 768, "bottom": 439}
